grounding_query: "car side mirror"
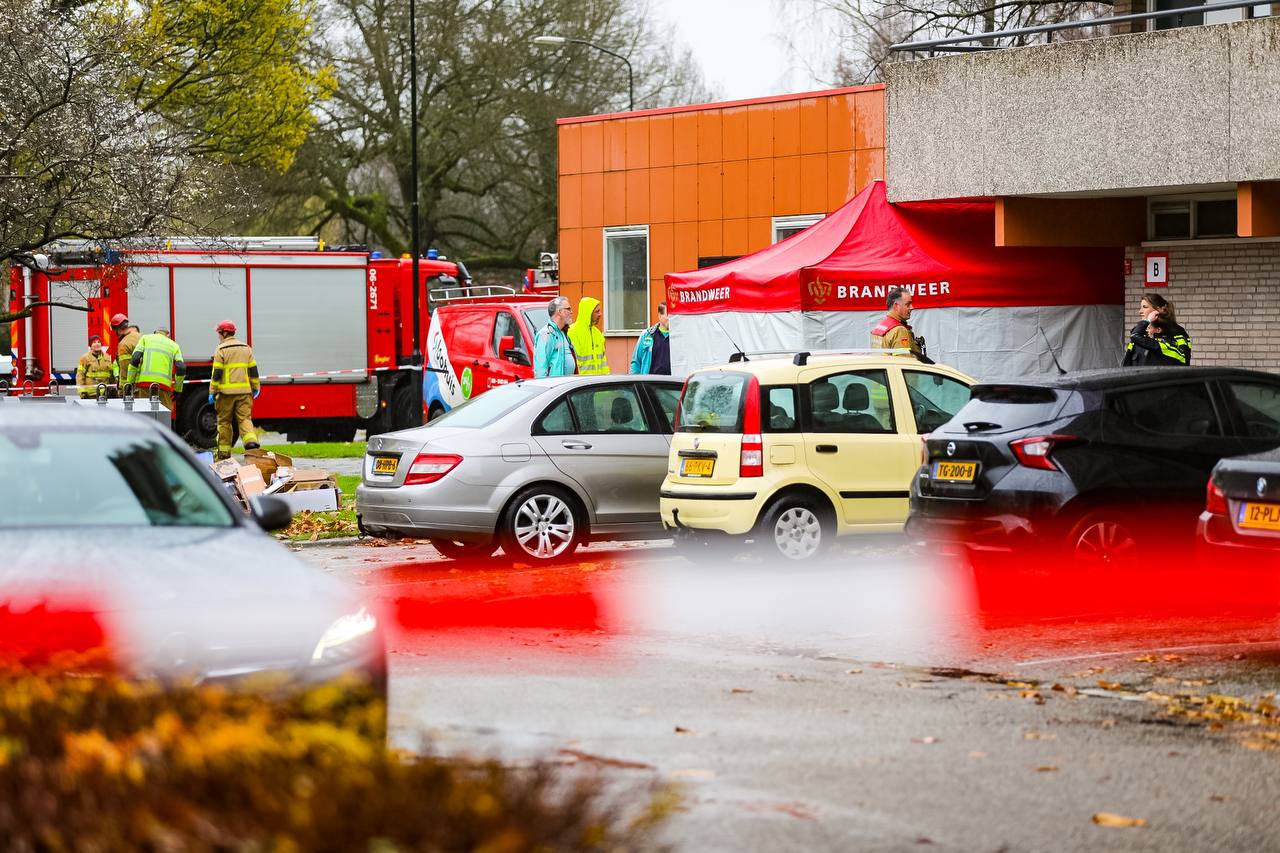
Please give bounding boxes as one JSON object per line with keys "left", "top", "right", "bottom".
{"left": 504, "top": 348, "right": 531, "bottom": 367}
{"left": 250, "top": 495, "right": 293, "bottom": 532}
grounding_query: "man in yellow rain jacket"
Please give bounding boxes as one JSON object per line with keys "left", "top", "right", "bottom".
{"left": 209, "top": 320, "right": 260, "bottom": 460}
{"left": 76, "top": 335, "right": 117, "bottom": 398}
{"left": 566, "top": 296, "right": 609, "bottom": 375}
{"left": 127, "top": 328, "right": 185, "bottom": 414}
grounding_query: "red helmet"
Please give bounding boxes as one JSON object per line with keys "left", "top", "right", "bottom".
{"left": 216, "top": 320, "right": 236, "bottom": 334}
{"left": 109, "top": 313, "right": 129, "bottom": 328}
{"left": 88, "top": 335, "right": 102, "bottom": 345}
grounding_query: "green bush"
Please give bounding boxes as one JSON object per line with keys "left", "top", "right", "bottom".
{"left": 0, "top": 672, "right": 673, "bottom": 851}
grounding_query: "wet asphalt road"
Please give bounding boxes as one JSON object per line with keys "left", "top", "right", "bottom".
{"left": 297, "top": 539, "right": 1280, "bottom": 852}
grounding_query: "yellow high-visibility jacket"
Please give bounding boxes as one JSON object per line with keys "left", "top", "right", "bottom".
{"left": 566, "top": 296, "right": 609, "bottom": 375}
{"left": 127, "top": 334, "right": 186, "bottom": 392}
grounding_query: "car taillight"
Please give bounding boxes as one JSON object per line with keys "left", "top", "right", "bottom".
{"left": 1205, "top": 478, "right": 1228, "bottom": 516}
{"left": 740, "top": 377, "right": 763, "bottom": 477}
{"left": 403, "top": 453, "right": 462, "bottom": 485}
{"left": 1008, "top": 435, "right": 1079, "bottom": 471}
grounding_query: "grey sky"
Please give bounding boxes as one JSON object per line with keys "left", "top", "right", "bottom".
{"left": 648, "top": 0, "right": 828, "bottom": 101}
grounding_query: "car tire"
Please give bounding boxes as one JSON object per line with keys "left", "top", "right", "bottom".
{"left": 1065, "top": 509, "right": 1141, "bottom": 566}
{"left": 758, "top": 495, "right": 832, "bottom": 561}
{"left": 501, "top": 485, "right": 584, "bottom": 564}
{"left": 390, "top": 382, "right": 422, "bottom": 431}
{"left": 430, "top": 539, "right": 497, "bottom": 561}
{"left": 427, "top": 402, "right": 446, "bottom": 422}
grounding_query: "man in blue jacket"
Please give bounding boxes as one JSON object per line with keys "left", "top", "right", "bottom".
{"left": 534, "top": 296, "right": 576, "bottom": 377}
{"left": 630, "top": 302, "right": 670, "bottom": 375}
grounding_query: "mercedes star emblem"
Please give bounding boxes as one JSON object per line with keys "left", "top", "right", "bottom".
{"left": 693, "top": 437, "right": 701, "bottom": 450}
{"left": 946, "top": 442, "right": 956, "bottom": 457}
{"left": 1258, "top": 477, "right": 1268, "bottom": 497}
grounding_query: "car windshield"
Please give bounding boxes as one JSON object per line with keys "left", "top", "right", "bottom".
{"left": 0, "top": 428, "right": 234, "bottom": 528}
{"left": 428, "top": 382, "right": 546, "bottom": 428}
{"left": 522, "top": 308, "right": 550, "bottom": 335}
{"left": 677, "top": 372, "right": 748, "bottom": 433}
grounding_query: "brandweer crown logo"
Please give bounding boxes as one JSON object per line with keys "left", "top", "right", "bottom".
{"left": 807, "top": 278, "right": 832, "bottom": 305}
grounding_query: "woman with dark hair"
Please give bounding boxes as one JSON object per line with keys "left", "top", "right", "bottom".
{"left": 1123, "top": 293, "right": 1192, "bottom": 366}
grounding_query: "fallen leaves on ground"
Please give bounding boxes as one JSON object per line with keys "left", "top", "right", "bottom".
{"left": 729, "top": 688, "right": 753, "bottom": 694}
{"left": 846, "top": 668, "right": 863, "bottom": 675}
{"left": 1092, "top": 813, "right": 1146, "bottom": 828}
{"left": 911, "top": 736, "right": 940, "bottom": 744}
{"left": 282, "top": 510, "right": 358, "bottom": 540}
{"left": 1136, "top": 687, "right": 1280, "bottom": 750}
{"left": 1035, "top": 766, "right": 1059, "bottom": 772}
{"left": 673, "top": 726, "right": 696, "bottom": 735}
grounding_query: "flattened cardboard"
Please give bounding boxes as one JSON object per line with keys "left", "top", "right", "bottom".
{"left": 235, "top": 464, "right": 266, "bottom": 499}
{"left": 279, "top": 469, "right": 336, "bottom": 492}
{"left": 243, "top": 449, "right": 293, "bottom": 483}
{"left": 275, "top": 486, "right": 340, "bottom": 512}
{"left": 211, "top": 459, "right": 241, "bottom": 481}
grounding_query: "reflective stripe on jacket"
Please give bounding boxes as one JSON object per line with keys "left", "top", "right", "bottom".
{"left": 211, "top": 338, "right": 259, "bottom": 395}
{"left": 1123, "top": 321, "right": 1191, "bottom": 366}
{"left": 128, "top": 334, "right": 186, "bottom": 392}
{"left": 77, "top": 351, "right": 117, "bottom": 395}
{"left": 567, "top": 296, "right": 609, "bottom": 375}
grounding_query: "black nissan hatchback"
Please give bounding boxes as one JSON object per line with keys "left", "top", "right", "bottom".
{"left": 907, "top": 367, "right": 1280, "bottom": 562}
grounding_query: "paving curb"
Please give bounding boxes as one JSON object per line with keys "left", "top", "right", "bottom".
{"left": 281, "top": 536, "right": 364, "bottom": 549}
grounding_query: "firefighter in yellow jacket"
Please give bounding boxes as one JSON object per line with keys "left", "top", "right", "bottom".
{"left": 127, "top": 328, "right": 186, "bottom": 413}
{"left": 209, "top": 320, "right": 260, "bottom": 460}
{"left": 566, "top": 296, "right": 609, "bottom": 375}
{"left": 76, "top": 335, "right": 117, "bottom": 398}
{"left": 110, "top": 313, "right": 142, "bottom": 380}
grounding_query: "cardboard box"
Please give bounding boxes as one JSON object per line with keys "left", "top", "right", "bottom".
{"left": 279, "top": 469, "right": 335, "bottom": 491}
{"left": 211, "top": 459, "right": 242, "bottom": 481}
{"left": 243, "top": 448, "right": 293, "bottom": 483}
{"left": 235, "top": 464, "right": 266, "bottom": 500}
{"left": 274, "top": 486, "right": 340, "bottom": 513}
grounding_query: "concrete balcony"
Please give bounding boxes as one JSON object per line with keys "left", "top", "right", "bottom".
{"left": 885, "top": 16, "right": 1280, "bottom": 206}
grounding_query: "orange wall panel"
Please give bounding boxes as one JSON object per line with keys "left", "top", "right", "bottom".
{"left": 580, "top": 122, "right": 604, "bottom": 173}
{"left": 748, "top": 158, "right": 773, "bottom": 218}
{"left": 722, "top": 160, "right": 749, "bottom": 219}
{"left": 673, "top": 164, "right": 698, "bottom": 221}
{"left": 855, "top": 148, "right": 884, "bottom": 190}
{"left": 774, "top": 156, "right": 801, "bottom": 216}
{"left": 722, "top": 107, "right": 748, "bottom": 162}
{"left": 854, "top": 90, "right": 883, "bottom": 150}
{"left": 673, "top": 222, "right": 698, "bottom": 273}
{"left": 698, "top": 163, "right": 723, "bottom": 220}
{"left": 748, "top": 216, "right": 772, "bottom": 251}
{"left": 650, "top": 166, "right": 674, "bottom": 223}
{"left": 747, "top": 105, "right": 773, "bottom": 160}
{"left": 625, "top": 170, "right": 650, "bottom": 223}
{"left": 559, "top": 174, "right": 583, "bottom": 229}
{"left": 827, "top": 151, "right": 856, "bottom": 209}
{"left": 723, "top": 218, "right": 749, "bottom": 256}
{"left": 625, "top": 117, "right": 649, "bottom": 170}
{"left": 650, "top": 222, "right": 674, "bottom": 276}
{"left": 605, "top": 120, "right": 626, "bottom": 171}
{"left": 698, "top": 219, "right": 722, "bottom": 258}
{"left": 581, "top": 172, "right": 604, "bottom": 227}
{"left": 800, "top": 154, "right": 827, "bottom": 214}
{"left": 582, "top": 228, "right": 603, "bottom": 280}
{"left": 559, "top": 124, "right": 582, "bottom": 175}
{"left": 827, "top": 93, "right": 856, "bottom": 152}
{"left": 603, "top": 172, "right": 626, "bottom": 225}
{"left": 650, "top": 116, "right": 674, "bottom": 168}
{"left": 651, "top": 279, "right": 667, "bottom": 314}
{"left": 773, "top": 101, "right": 801, "bottom": 158}
{"left": 698, "top": 111, "right": 722, "bottom": 163}
{"left": 558, "top": 228, "right": 583, "bottom": 283}
{"left": 799, "top": 98, "right": 828, "bottom": 156}
{"left": 673, "top": 113, "right": 698, "bottom": 165}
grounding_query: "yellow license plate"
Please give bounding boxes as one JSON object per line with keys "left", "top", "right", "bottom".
{"left": 681, "top": 457, "right": 715, "bottom": 478}
{"left": 934, "top": 461, "right": 977, "bottom": 482}
{"left": 373, "top": 456, "right": 398, "bottom": 475}
{"left": 1239, "top": 502, "right": 1280, "bottom": 531}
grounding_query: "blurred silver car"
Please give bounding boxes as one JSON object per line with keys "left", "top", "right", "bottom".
{"left": 356, "top": 375, "right": 684, "bottom": 562}
{"left": 0, "top": 401, "right": 386, "bottom": 702}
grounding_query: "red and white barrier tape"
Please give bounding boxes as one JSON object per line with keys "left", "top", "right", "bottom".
{"left": 2, "top": 363, "right": 437, "bottom": 395}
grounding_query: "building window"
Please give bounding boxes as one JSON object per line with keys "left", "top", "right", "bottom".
{"left": 1151, "top": 0, "right": 1267, "bottom": 30}
{"left": 604, "top": 226, "right": 649, "bottom": 333}
{"left": 1148, "top": 196, "right": 1237, "bottom": 240}
{"left": 772, "top": 214, "right": 824, "bottom": 243}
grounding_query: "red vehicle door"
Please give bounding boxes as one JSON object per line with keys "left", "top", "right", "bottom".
{"left": 445, "top": 306, "right": 499, "bottom": 403}
{"left": 489, "top": 308, "right": 533, "bottom": 387}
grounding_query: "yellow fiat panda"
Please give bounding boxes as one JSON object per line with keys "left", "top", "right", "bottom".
{"left": 661, "top": 350, "right": 973, "bottom": 560}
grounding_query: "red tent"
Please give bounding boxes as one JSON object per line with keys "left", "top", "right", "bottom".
{"left": 666, "top": 181, "right": 1121, "bottom": 314}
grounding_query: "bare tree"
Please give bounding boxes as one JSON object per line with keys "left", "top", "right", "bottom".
{"left": 245, "top": 0, "right": 713, "bottom": 268}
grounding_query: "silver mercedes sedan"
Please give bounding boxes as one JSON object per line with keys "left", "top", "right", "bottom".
{"left": 356, "top": 375, "right": 684, "bottom": 562}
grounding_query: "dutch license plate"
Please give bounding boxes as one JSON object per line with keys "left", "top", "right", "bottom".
{"left": 934, "top": 460, "right": 978, "bottom": 482}
{"left": 681, "top": 457, "right": 715, "bottom": 478}
{"left": 1239, "top": 501, "right": 1280, "bottom": 531}
{"left": 373, "top": 456, "right": 398, "bottom": 475}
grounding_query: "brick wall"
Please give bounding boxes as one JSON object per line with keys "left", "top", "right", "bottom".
{"left": 1123, "top": 240, "right": 1280, "bottom": 368}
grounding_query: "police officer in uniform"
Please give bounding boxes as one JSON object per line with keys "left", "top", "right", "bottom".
{"left": 209, "top": 320, "right": 261, "bottom": 460}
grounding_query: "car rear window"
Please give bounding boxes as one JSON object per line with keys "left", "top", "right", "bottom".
{"left": 945, "top": 384, "right": 1063, "bottom": 433}
{"left": 429, "top": 383, "right": 545, "bottom": 428}
{"left": 677, "top": 372, "right": 749, "bottom": 433}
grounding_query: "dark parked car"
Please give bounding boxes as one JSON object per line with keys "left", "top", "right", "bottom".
{"left": 1199, "top": 448, "right": 1280, "bottom": 558}
{"left": 908, "top": 367, "right": 1280, "bottom": 563}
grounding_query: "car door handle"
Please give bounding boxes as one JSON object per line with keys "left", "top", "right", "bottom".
{"left": 561, "top": 441, "right": 592, "bottom": 450}
{"left": 816, "top": 444, "right": 838, "bottom": 454}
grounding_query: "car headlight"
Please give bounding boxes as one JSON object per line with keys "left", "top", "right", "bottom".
{"left": 310, "top": 607, "right": 377, "bottom": 665}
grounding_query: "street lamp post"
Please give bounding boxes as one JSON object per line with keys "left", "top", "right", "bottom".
{"left": 408, "top": 0, "right": 423, "bottom": 426}
{"left": 532, "top": 35, "right": 634, "bottom": 112}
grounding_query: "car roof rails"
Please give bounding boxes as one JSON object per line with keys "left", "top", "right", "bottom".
{"left": 791, "top": 348, "right": 914, "bottom": 365}
{"left": 429, "top": 283, "right": 527, "bottom": 304}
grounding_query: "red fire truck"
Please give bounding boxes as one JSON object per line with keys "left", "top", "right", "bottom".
{"left": 6, "top": 237, "right": 474, "bottom": 445}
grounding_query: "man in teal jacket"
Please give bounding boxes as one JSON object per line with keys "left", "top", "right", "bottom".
{"left": 630, "top": 302, "right": 670, "bottom": 375}
{"left": 534, "top": 296, "right": 576, "bottom": 378}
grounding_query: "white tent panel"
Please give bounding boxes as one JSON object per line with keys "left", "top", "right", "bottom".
{"left": 669, "top": 311, "right": 805, "bottom": 378}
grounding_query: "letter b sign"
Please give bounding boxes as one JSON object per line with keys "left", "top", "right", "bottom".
{"left": 1144, "top": 252, "right": 1168, "bottom": 288}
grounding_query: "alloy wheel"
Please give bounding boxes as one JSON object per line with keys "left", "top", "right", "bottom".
{"left": 773, "top": 506, "right": 823, "bottom": 560}
{"left": 512, "top": 494, "right": 576, "bottom": 559}
{"left": 1073, "top": 520, "right": 1137, "bottom": 565}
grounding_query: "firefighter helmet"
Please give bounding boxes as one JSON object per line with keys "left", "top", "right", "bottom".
{"left": 216, "top": 320, "right": 236, "bottom": 334}
{"left": 110, "top": 313, "right": 129, "bottom": 328}
{"left": 88, "top": 335, "right": 102, "bottom": 345}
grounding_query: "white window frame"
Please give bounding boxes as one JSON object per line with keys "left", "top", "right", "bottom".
{"left": 1147, "top": 191, "right": 1237, "bottom": 241}
{"left": 772, "top": 214, "right": 824, "bottom": 244}
{"left": 602, "top": 225, "right": 650, "bottom": 335}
